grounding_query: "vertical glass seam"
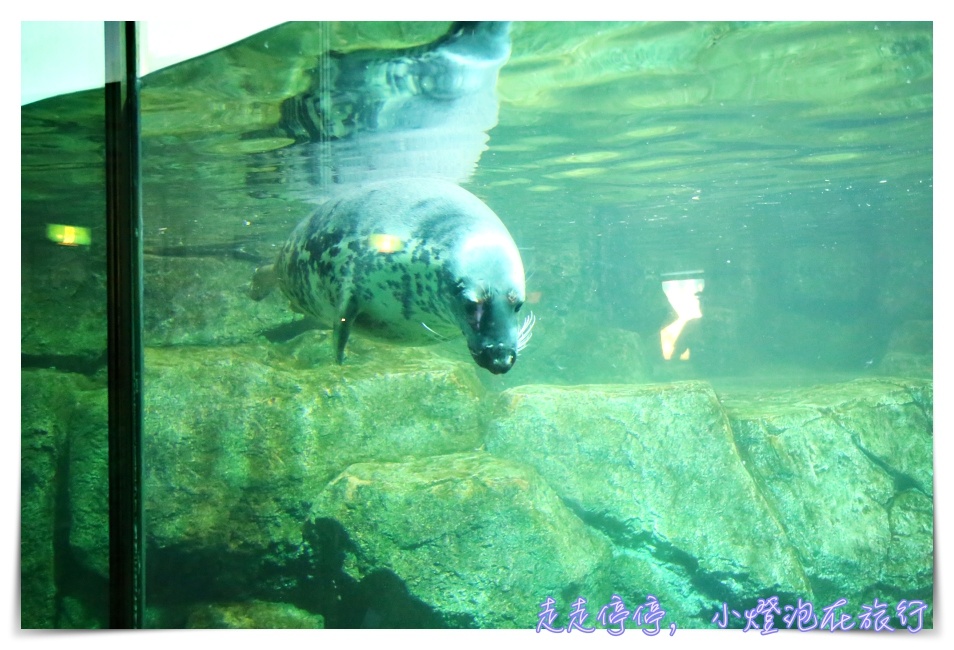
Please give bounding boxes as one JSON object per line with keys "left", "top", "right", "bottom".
{"left": 104, "top": 20, "right": 144, "bottom": 629}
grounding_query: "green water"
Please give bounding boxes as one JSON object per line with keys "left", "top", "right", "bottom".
{"left": 131, "top": 20, "right": 932, "bottom": 385}
{"left": 20, "top": 21, "right": 933, "bottom": 629}
{"left": 22, "top": 21, "right": 933, "bottom": 384}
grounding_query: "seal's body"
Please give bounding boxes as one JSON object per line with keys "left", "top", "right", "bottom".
{"left": 254, "top": 178, "right": 533, "bottom": 374}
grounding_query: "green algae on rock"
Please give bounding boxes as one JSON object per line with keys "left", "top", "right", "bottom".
{"left": 310, "top": 452, "right": 613, "bottom": 628}
{"left": 724, "top": 377, "right": 933, "bottom": 611}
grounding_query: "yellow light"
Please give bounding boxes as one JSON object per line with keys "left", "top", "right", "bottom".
{"left": 47, "top": 223, "right": 91, "bottom": 247}
{"left": 368, "top": 233, "right": 404, "bottom": 253}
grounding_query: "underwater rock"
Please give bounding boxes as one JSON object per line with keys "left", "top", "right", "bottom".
{"left": 724, "top": 377, "right": 933, "bottom": 609}
{"left": 486, "top": 381, "right": 812, "bottom": 608}
{"left": 23, "top": 336, "right": 490, "bottom": 626}
{"left": 22, "top": 337, "right": 933, "bottom": 629}
{"left": 185, "top": 601, "right": 324, "bottom": 629}
{"left": 20, "top": 370, "right": 69, "bottom": 628}
{"left": 878, "top": 351, "right": 932, "bottom": 378}
{"left": 885, "top": 319, "right": 932, "bottom": 356}
{"left": 64, "top": 391, "right": 110, "bottom": 582}
{"left": 20, "top": 243, "right": 107, "bottom": 369}
{"left": 144, "top": 253, "right": 296, "bottom": 347}
{"left": 21, "top": 369, "right": 109, "bottom": 629}
{"left": 22, "top": 236, "right": 305, "bottom": 360}
{"left": 877, "top": 319, "right": 932, "bottom": 378}
{"left": 882, "top": 489, "right": 933, "bottom": 594}
{"left": 309, "top": 452, "right": 613, "bottom": 628}
{"left": 143, "top": 340, "right": 486, "bottom": 593}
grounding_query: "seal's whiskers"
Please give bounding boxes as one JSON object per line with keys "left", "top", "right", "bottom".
{"left": 517, "top": 311, "right": 535, "bottom": 352}
{"left": 420, "top": 321, "right": 450, "bottom": 341}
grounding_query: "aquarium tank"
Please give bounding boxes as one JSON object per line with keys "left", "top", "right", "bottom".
{"left": 21, "top": 21, "right": 933, "bottom": 631}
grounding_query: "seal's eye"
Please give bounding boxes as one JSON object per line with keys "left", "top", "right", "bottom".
{"left": 463, "top": 298, "right": 485, "bottom": 326}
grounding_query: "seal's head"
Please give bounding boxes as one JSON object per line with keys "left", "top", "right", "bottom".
{"left": 450, "top": 229, "right": 534, "bottom": 374}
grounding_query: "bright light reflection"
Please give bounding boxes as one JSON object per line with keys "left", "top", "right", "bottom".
{"left": 660, "top": 277, "right": 704, "bottom": 361}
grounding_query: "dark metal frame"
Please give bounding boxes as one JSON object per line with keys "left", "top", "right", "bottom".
{"left": 104, "top": 20, "right": 144, "bottom": 629}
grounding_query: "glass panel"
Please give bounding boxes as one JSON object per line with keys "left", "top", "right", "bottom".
{"left": 138, "top": 22, "right": 933, "bottom": 630}
{"left": 21, "top": 21, "right": 110, "bottom": 628}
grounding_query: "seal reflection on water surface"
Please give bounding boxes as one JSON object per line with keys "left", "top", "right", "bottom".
{"left": 253, "top": 178, "right": 534, "bottom": 374}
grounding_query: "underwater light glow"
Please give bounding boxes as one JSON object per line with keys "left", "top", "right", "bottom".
{"left": 47, "top": 224, "right": 91, "bottom": 247}
{"left": 369, "top": 233, "right": 405, "bottom": 254}
{"left": 660, "top": 276, "right": 704, "bottom": 361}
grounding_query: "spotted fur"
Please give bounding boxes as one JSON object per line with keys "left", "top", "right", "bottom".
{"left": 272, "top": 178, "right": 530, "bottom": 374}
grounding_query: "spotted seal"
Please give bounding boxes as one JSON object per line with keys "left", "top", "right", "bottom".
{"left": 252, "top": 178, "right": 534, "bottom": 374}
{"left": 248, "top": 22, "right": 513, "bottom": 196}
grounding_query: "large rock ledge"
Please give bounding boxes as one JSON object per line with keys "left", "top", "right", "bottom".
{"left": 487, "top": 377, "right": 932, "bottom": 624}
{"left": 144, "top": 338, "right": 487, "bottom": 553}
{"left": 723, "top": 377, "right": 933, "bottom": 603}
{"left": 21, "top": 353, "right": 933, "bottom": 628}
{"left": 487, "top": 381, "right": 812, "bottom": 612}
{"left": 309, "top": 452, "right": 612, "bottom": 628}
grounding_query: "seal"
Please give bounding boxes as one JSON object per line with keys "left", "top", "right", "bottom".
{"left": 252, "top": 178, "right": 534, "bottom": 374}
{"left": 248, "top": 22, "right": 513, "bottom": 195}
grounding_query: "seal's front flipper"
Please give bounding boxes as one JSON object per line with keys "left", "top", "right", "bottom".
{"left": 249, "top": 264, "right": 278, "bottom": 301}
{"left": 333, "top": 298, "right": 360, "bottom": 364}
